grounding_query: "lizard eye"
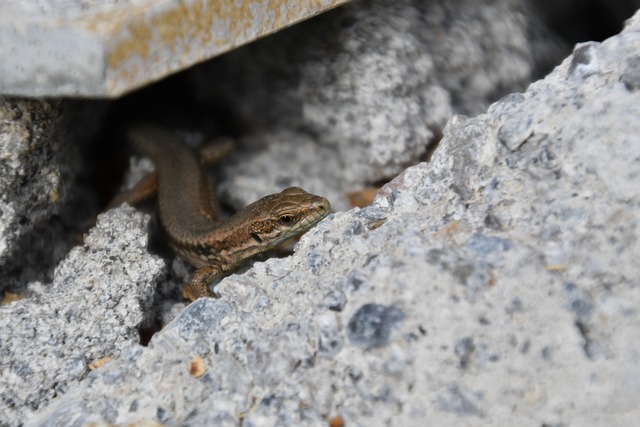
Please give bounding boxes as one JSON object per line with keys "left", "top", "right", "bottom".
{"left": 279, "top": 215, "right": 295, "bottom": 225}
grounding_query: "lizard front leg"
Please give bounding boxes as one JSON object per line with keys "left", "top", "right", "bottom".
{"left": 182, "top": 264, "right": 224, "bottom": 301}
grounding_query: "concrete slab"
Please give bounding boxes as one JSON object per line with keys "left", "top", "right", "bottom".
{"left": 0, "top": 0, "right": 350, "bottom": 98}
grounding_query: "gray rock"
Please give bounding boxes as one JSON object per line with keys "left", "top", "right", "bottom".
{"left": 194, "top": 0, "right": 566, "bottom": 210}
{"left": 26, "top": 8, "right": 640, "bottom": 427}
{"left": 0, "top": 99, "right": 82, "bottom": 293}
{"left": 347, "top": 303, "right": 405, "bottom": 349}
{"left": 0, "top": 99, "right": 69, "bottom": 265}
{"left": 0, "top": 98, "right": 104, "bottom": 292}
{"left": 0, "top": 206, "right": 164, "bottom": 426}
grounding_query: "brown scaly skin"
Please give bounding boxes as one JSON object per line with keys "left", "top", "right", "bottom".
{"left": 121, "top": 123, "right": 330, "bottom": 301}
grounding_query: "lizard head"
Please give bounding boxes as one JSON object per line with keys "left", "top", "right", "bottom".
{"left": 245, "top": 186, "right": 330, "bottom": 251}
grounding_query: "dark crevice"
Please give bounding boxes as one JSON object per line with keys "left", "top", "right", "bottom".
{"left": 575, "top": 321, "right": 597, "bottom": 360}
{"left": 534, "top": 0, "right": 640, "bottom": 45}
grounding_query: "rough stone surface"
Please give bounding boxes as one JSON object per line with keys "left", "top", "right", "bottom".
{"left": 0, "top": 99, "right": 86, "bottom": 294}
{"left": 0, "top": 98, "right": 105, "bottom": 293}
{"left": 0, "top": 207, "right": 164, "bottom": 426}
{"left": 194, "top": 0, "right": 567, "bottom": 211}
{"left": 26, "top": 8, "right": 640, "bottom": 427}
{"left": 0, "top": 0, "right": 350, "bottom": 98}
{"left": 0, "top": 99, "right": 68, "bottom": 263}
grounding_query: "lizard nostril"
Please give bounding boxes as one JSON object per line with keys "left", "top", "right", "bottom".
{"left": 315, "top": 198, "right": 330, "bottom": 212}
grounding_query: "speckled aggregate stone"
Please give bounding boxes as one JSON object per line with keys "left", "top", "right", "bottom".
{"left": 26, "top": 9, "right": 640, "bottom": 427}
{"left": 195, "top": 0, "right": 566, "bottom": 210}
{"left": 0, "top": 99, "right": 68, "bottom": 264}
{"left": 0, "top": 206, "right": 164, "bottom": 426}
{"left": 0, "top": 98, "right": 106, "bottom": 292}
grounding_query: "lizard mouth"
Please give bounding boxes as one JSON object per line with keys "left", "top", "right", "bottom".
{"left": 299, "top": 197, "right": 330, "bottom": 229}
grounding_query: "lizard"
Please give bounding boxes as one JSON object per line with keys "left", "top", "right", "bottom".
{"left": 112, "top": 123, "right": 330, "bottom": 301}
